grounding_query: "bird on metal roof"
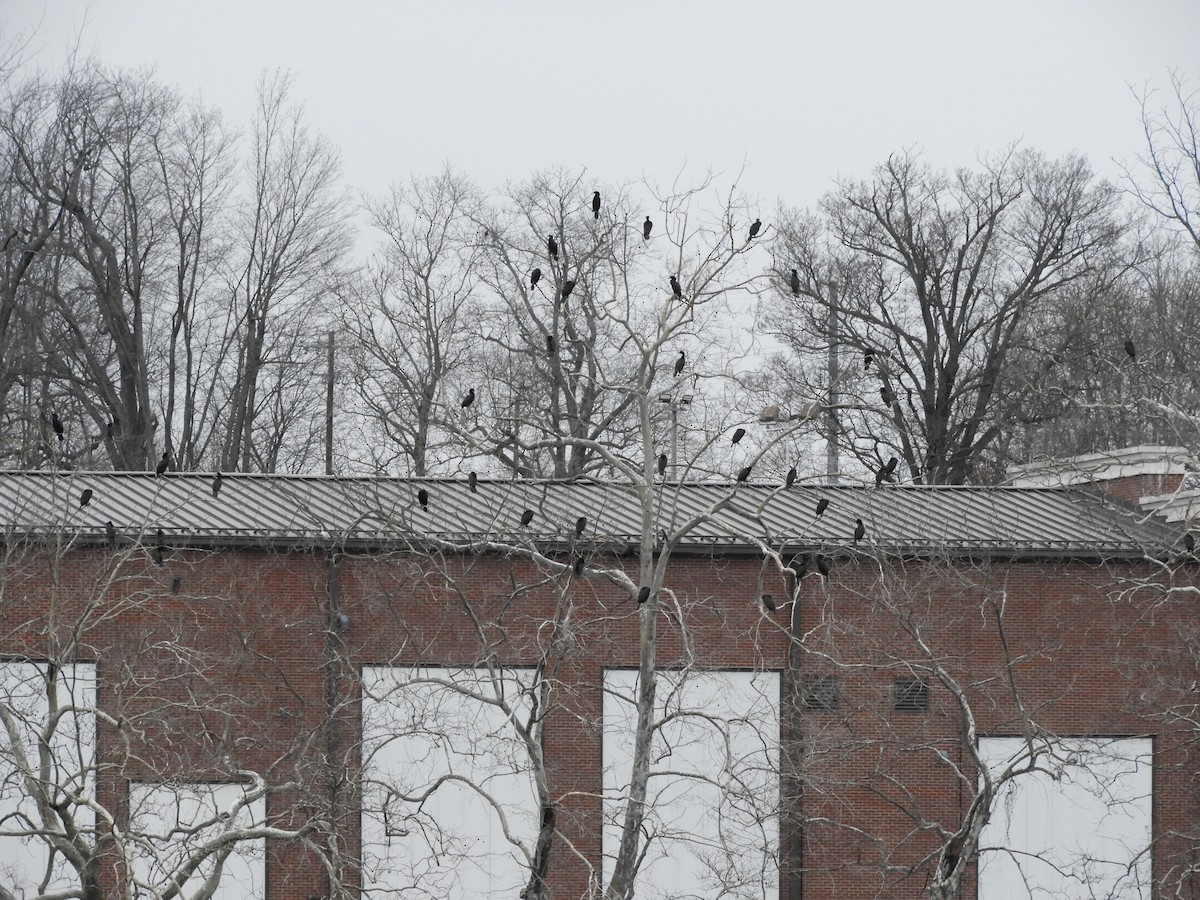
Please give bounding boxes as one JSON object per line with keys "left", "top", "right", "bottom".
{"left": 637, "top": 586, "right": 651, "bottom": 604}
{"left": 520, "top": 508, "right": 534, "bottom": 527}
{"left": 547, "top": 234, "right": 558, "bottom": 260}
{"left": 79, "top": 489, "right": 93, "bottom": 508}
{"left": 461, "top": 388, "right": 476, "bottom": 408}
{"left": 748, "top": 218, "right": 762, "bottom": 240}
{"left": 212, "top": 472, "right": 223, "bottom": 498}
{"left": 732, "top": 427, "right": 747, "bottom": 444}
{"left": 105, "top": 520, "right": 116, "bottom": 547}
{"left": 737, "top": 464, "right": 753, "bottom": 483}
{"left": 789, "top": 268, "right": 800, "bottom": 295}
{"left": 155, "top": 451, "right": 171, "bottom": 476}
{"left": 657, "top": 453, "right": 668, "bottom": 476}
{"left": 592, "top": 191, "right": 601, "bottom": 219}
{"left": 467, "top": 471, "right": 478, "bottom": 493}
{"left": 531, "top": 267, "right": 541, "bottom": 289}
{"left": 575, "top": 515, "right": 587, "bottom": 538}
{"left": 760, "top": 593, "right": 776, "bottom": 612}
{"left": 643, "top": 216, "right": 653, "bottom": 240}
{"left": 816, "top": 497, "right": 829, "bottom": 516}
{"left": 561, "top": 279, "right": 576, "bottom": 300}
{"left": 417, "top": 488, "right": 429, "bottom": 510}
{"left": 853, "top": 518, "right": 866, "bottom": 543}
{"left": 51, "top": 412, "right": 64, "bottom": 441}
{"left": 674, "top": 350, "right": 686, "bottom": 376}
{"left": 670, "top": 274, "right": 682, "bottom": 300}
{"left": 786, "top": 467, "right": 797, "bottom": 488}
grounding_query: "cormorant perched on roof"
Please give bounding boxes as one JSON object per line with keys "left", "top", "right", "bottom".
{"left": 643, "top": 216, "right": 653, "bottom": 240}
{"left": 575, "top": 516, "right": 587, "bottom": 538}
{"left": 748, "top": 218, "right": 762, "bottom": 239}
{"left": 816, "top": 497, "right": 829, "bottom": 516}
{"left": 531, "top": 267, "right": 541, "bottom": 289}
{"left": 155, "top": 451, "right": 171, "bottom": 476}
{"left": 786, "top": 467, "right": 797, "bottom": 487}
{"left": 79, "top": 489, "right": 93, "bottom": 509}
{"left": 737, "top": 465, "right": 752, "bottom": 483}
{"left": 853, "top": 518, "right": 866, "bottom": 543}
{"left": 212, "top": 471, "right": 223, "bottom": 498}
{"left": 467, "top": 471, "right": 478, "bottom": 493}
{"left": 520, "top": 508, "right": 535, "bottom": 527}
{"left": 461, "top": 388, "right": 476, "bottom": 408}
{"left": 789, "top": 268, "right": 800, "bottom": 295}
{"left": 732, "top": 427, "right": 747, "bottom": 444}
{"left": 674, "top": 350, "right": 686, "bottom": 376}
{"left": 547, "top": 234, "right": 558, "bottom": 260}
{"left": 592, "top": 191, "right": 601, "bottom": 219}
{"left": 417, "top": 488, "right": 429, "bottom": 510}
{"left": 669, "top": 275, "right": 682, "bottom": 299}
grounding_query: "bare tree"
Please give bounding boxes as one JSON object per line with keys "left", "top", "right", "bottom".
{"left": 1129, "top": 71, "right": 1200, "bottom": 249}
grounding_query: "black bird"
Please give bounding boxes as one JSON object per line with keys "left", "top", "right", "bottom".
{"left": 468, "top": 471, "right": 478, "bottom": 493}
{"left": 816, "top": 497, "right": 829, "bottom": 516}
{"left": 417, "top": 488, "right": 429, "bottom": 510}
{"left": 791, "top": 554, "right": 809, "bottom": 580}
{"left": 154, "top": 528, "right": 166, "bottom": 567}
{"left": 883, "top": 457, "right": 898, "bottom": 478}
{"left": 575, "top": 515, "right": 587, "bottom": 538}
{"left": 760, "top": 593, "right": 777, "bottom": 612}
{"left": 880, "top": 385, "right": 895, "bottom": 406}
{"left": 669, "top": 274, "right": 682, "bottom": 299}
{"left": 561, "top": 279, "right": 576, "bottom": 300}
{"left": 1124, "top": 339, "right": 1136, "bottom": 362}
{"left": 170, "top": 576, "right": 181, "bottom": 594}
{"left": 212, "top": 471, "right": 223, "bottom": 498}
{"left": 79, "top": 489, "right": 93, "bottom": 509}
{"left": 637, "top": 585, "right": 651, "bottom": 605}
{"left": 105, "top": 520, "right": 116, "bottom": 548}
{"left": 51, "top": 412, "right": 64, "bottom": 441}
{"left": 643, "top": 216, "right": 653, "bottom": 240}
{"left": 732, "top": 427, "right": 747, "bottom": 444}
{"left": 461, "top": 388, "right": 476, "bottom": 408}
{"left": 789, "top": 268, "right": 800, "bottom": 295}
{"left": 520, "top": 508, "right": 535, "bottom": 527}
{"left": 531, "top": 267, "right": 542, "bottom": 289}
{"left": 864, "top": 347, "right": 875, "bottom": 371}
{"left": 658, "top": 453, "right": 668, "bottom": 476}
{"left": 155, "top": 451, "right": 171, "bottom": 476}
{"left": 748, "top": 218, "right": 762, "bottom": 240}
{"left": 815, "top": 555, "right": 831, "bottom": 578}
{"left": 786, "top": 466, "right": 797, "bottom": 488}
{"left": 573, "top": 555, "right": 586, "bottom": 577}
{"left": 674, "top": 350, "right": 686, "bottom": 376}
{"left": 592, "top": 191, "right": 601, "bottom": 219}
{"left": 853, "top": 518, "right": 866, "bottom": 543}
{"left": 737, "top": 464, "right": 752, "bottom": 483}
{"left": 153, "top": 545, "right": 165, "bottom": 567}
{"left": 547, "top": 334, "right": 556, "bottom": 355}
{"left": 547, "top": 234, "right": 558, "bottom": 260}
{"left": 1185, "top": 533, "right": 1195, "bottom": 554}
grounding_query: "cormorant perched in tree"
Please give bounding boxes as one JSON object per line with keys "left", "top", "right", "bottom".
{"left": 789, "top": 268, "right": 800, "bottom": 295}
{"left": 417, "top": 488, "right": 429, "bottom": 510}
{"left": 637, "top": 586, "right": 651, "bottom": 605}
{"left": 461, "top": 388, "right": 475, "bottom": 408}
{"left": 816, "top": 497, "right": 829, "bottom": 516}
{"left": 171, "top": 576, "right": 182, "bottom": 595}
{"left": 732, "top": 427, "right": 747, "bottom": 444}
{"left": 816, "top": 556, "right": 831, "bottom": 578}
{"left": 547, "top": 234, "right": 558, "bottom": 260}
{"left": 212, "top": 472, "right": 223, "bottom": 498}
{"left": 760, "top": 593, "right": 776, "bottom": 612}
{"left": 1125, "top": 339, "right": 1136, "bottom": 361}
{"left": 79, "top": 489, "right": 93, "bottom": 509}
{"left": 658, "top": 453, "right": 668, "bottom": 476}
{"left": 748, "top": 218, "right": 762, "bottom": 239}
{"left": 864, "top": 347, "right": 875, "bottom": 371}
{"left": 853, "top": 518, "right": 866, "bottom": 543}
{"left": 573, "top": 555, "right": 586, "bottom": 577}
{"left": 786, "top": 467, "right": 797, "bottom": 487}
{"left": 883, "top": 456, "right": 898, "bottom": 478}
{"left": 674, "top": 350, "right": 686, "bottom": 376}
{"left": 153, "top": 528, "right": 167, "bottom": 567}
{"left": 105, "top": 521, "right": 116, "bottom": 548}
{"left": 881, "top": 384, "right": 895, "bottom": 405}
{"left": 791, "top": 554, "right": 809, "bottom": 580}
{"left": 51, "top": 412, "right": 64, "bottom": 441}
{"left": 561, "top": 279, "right": 576, "bottom": 300}
{"left": 1185, "top": 533, "right": 1195, "bottom": 554}
{"left": 155, "top": 451, "right": 171, "bottom": 476}
{"left": 153, "top": 545, "right": 165, "bottom": 567}
{"left": 520, "top": 508, "right": 534, "bottom": 527}
{"left": 592, "top": 191, "right": 601, "bottom": 219}
{"left": 737, "top": 465, "right": 752, "bottom": 483}
{"left": 531, "top": 267, "right": 542, "bottom": 289}
{"left": 643, "top": 216, "right": 653, "bottom": 240}
{"left": 575, "top": 516, "right": 587, "bottom": 538}
{"left": 669, "top": 274, "right": 682, "bottom": 299}
{"left": 467, "top": 471, "right": 478, "bottom": 493}
{"left": 547, "top": 334, "right": 556, "bottom": 355}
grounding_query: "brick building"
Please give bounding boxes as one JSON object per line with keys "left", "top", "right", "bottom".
{"left": 0, "top": 454, "right": 1197, "bottom": 899}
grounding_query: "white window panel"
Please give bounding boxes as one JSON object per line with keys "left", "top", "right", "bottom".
{"left": 127, "top": 782, "right": 266, "bottom": 900}
{"left": 978, "top": 736, "right": 1152, "bottom": 899}
{"left": 360, "top": 666, "right": 539, "bottom": 899}
{"left": 602, "top": 669, "right": 780, "bottom": 900}
{"left": 0, "top": 661, "right": 96, "bottom": 900}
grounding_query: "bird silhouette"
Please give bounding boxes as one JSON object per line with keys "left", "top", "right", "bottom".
{"left": 881, "top": 385, "right": 895, "bottom": 406}
{"left": 104, "top": 520, "right": 117, "bottom": 547}
{"left": 520, "top": 508, "right": 534, "bottom": 527}
{"left": 791, "top": 554, "right": 809, "bottom": 580}
{"left": 547, "top": 234, "right": 558, "bottom": 260}
{"left": 531, "top": 267, "right": 542, "bottom": 289}
{"left": 79, "top": 489, "right": 93, "bottom": 508}
{"left": 154, "top": 528, "right": 167, "bottom": 566}
{"left": 658, "top": 453, "right": 668, "bottom": 476}
{"left": 760, "top": 593, "right": 777, "bottom": 612}
{"left": 789, "top": 268, "right": 800, "bottom": 295}
{"left": 575, "top": 515, "right": 587, "bottom": 538}
{"left": 592, "top": 191, "right": 601, "bottom": 219}
{"left": 748, "top": 218, "right": 762, "bottom": 240}
{"left": 864, "top": 347, "right": 875, "bottom": 371}
{"left": 547, "top": 334, "right": 556, "bottom": 355}
{"left": 467, "top": 471, "right": 478, "bottom": 493}
{"left": 643, "top": 216, "right": 653, "bottom": 240}
{"left": 669, "top": 274, "right": 682, "bottom": 299}
{"left": 51, "top": 412, "right": 64, "bottom": 441}
{"left": 212, "top": 471, "right": 223, "bottom": 498}
{"left": 561, "top": 279, "right": 576, "bottom": 299}
{"left": 737, "top": 465, "right": 753, "bottom": 483}
{"left": 170, "top": 576, "right": 182, "bottom": 594}
{"left": 573, "top": 555, "right": 586, "bottom": 577}
{"left": 674, "top": 350, "right": 686, "bottom": 376}
{"left": 461, "top": 388, "right": 476, "bottom": 408}
{"left": 883, "top": 456, "right": 898, "bottom": 478}
{"left": 417, "top": 488, "right": 429, "bottom": 510}
{"left": 853, "top": 518, "right": 866, "bottom": 543}
{"left": 155, "top": 451, "right": 171, "bottom": 476}
{"left": 153, "top": 546, "right": 165, "bottom": 566}
{"left": 732, "top": 427, "right": 747, "bottom": 444}
{"left": 816, "top": 497, "right": 829, "bottom": 516}
{"left": 637, "top": 586, "right": 651, "bottom": 604}
{"left": 1184, "top": 532, "right": 1195, "bottom": 554}
{"left": 816, "top": 556, "right": 831, "bottom": 577}
{"left": 786, "top": 467, "right": 797, "bottom": 487}
{"left": 1124, "top": 339, "right": 1136, "bottom": 362}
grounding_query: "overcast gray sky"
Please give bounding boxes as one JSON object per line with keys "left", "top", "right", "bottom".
{"left": 6, "top": 0, "right": 1199, "bottom": 209}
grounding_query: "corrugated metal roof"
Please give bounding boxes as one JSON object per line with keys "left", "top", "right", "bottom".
{"left": 0, "top": 470, "right": 1180, "bottom": 558}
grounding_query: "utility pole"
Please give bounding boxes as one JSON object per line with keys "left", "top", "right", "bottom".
{"left": 825, "top": 280, "right": 840, "bottom": 483}
{"left": 325, "top": 331, "right": 335, "bottom": 476}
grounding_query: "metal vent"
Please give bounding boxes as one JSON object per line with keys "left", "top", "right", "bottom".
{"left": 803, "top": 675, "right": 840, "bottom": 712}
{"left": 893, "top": 678, "right": 930, "bottom": 712}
